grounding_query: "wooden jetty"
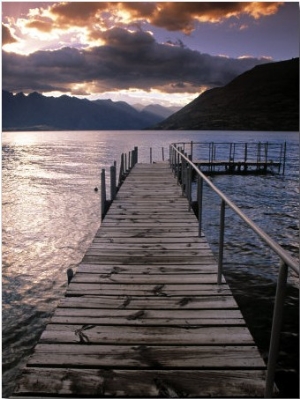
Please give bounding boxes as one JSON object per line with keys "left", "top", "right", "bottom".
{"left": 177, "top": 141, "right": 286, "bottom": 175}
{"left": 13, "top": 162, "right": 271, "bottom": 398}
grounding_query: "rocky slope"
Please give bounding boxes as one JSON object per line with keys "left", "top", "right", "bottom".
{"left": 153, "top": 58, "right": 299, "bottom": 131}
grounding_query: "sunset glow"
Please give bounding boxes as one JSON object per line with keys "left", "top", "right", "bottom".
{"left": 2, "top": 1, "right": 299, "bottom": 106}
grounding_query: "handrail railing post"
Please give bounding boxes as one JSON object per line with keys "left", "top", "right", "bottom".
{"left": 184, "top": 152, "right": 188, "bottom": 195}
{"left": 185, "top": 157, "right": 189, "bottom": 201}
{"left": 176, "top": 150, "right": 180, "bottom": 182}
{"left": 181, "top": 149, "right": 185, "bottom": 195}
{"left": 197, "top": 175, "right": 203, "bottom": 237}
{"left": 188, "top": 155, "right": 192, "bottom": 211}
{"left": 218, "top": 199, "right": 226, "bottom": 284}
{"left": 173, "top": 146, "right": 176, "bottom": 174}
{"left": 101, "top": 168, "right": 106, "bottom": 221}
{"left": 173, "top": 146, "right": 177, "bottom": 173}
{"left": 170, "top": 146, "right": 174, "bottom": 171}
{"left": 264, "top": 260, "right": 288, "bottom": 398}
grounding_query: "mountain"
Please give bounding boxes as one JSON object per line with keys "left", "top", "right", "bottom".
{"left": 2, "top": 92, "right": 167, "bottom": 131}
{"left": 141, "top": 104, "right": 181, "bottom": 119}
{"left": 153, "top": 58, "right": 299, "bottom": 131}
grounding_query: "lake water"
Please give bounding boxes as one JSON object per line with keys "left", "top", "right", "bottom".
{"left": 2, "top": 130, "right": 299, "bottom": 398}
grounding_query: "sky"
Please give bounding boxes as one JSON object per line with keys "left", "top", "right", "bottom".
{"left": 2, "top": 1, "right": 299, "bottom": 107}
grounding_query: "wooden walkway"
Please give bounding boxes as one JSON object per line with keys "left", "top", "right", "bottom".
{"left": 13, "top": 163, "right": 269, "bottom": 398}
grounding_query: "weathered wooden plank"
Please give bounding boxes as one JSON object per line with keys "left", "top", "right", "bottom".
{"left": 88, "top": 242, "right": 210, "bottom": 250}
{"left": 50, "top": 316, "right": 245, "bottom": 326}
{"left": 109, "top": 202, "right": 190, "bottom": 208}
{"left": 95, "top": 227, "right": 200, "bottom": 237}
{"left": 59, "top": 295, "right": 239, "bottom": 310}
{"left": 14, "top": 368, "right": 267, "bottom": 397}
{"left": 104, "top": 214, "right": 195, "bottom": 220}
{"left": 66, "top": 281, "right": 227, "bottom": 292}
{"left": 28, "top": 344, "right": 264, "bottom": 368}
{"left": 91, "top": 236, "right": 206, "bottom": 243}
{"left": 82, "top": 255, "right": 217, "bottom": 265}
{"left": 40, "top": 325, "right": 256, "bottom": 345}
{"left": 83, "top": 249, "right": 214, "bottom": 257}
{"left": 66, "top": 290, "right": 230, "bottom": 298}
{"left": 54, "top": 308, "right": 243, "bottom": 319}
{"left": 105, "top": 207, "right": 195, "bottom": 212}
{"left": 76, "top": 264, "right": 219, "bottom": 274}
{"left": 101, "top": 222, "right": 200, "bottom": 228}
{"left": 71, "top": 274, "right": 223, "bottom": 284}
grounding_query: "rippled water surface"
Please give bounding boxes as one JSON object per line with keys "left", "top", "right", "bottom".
{"left": 2, "top": 131, "right": 299, "bottom": 397}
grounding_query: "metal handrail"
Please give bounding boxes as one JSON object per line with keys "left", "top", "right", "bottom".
{"left": 169, "top": 143, "right": 299, "bottom": 398}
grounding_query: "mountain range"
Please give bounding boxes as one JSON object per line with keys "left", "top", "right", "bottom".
{"left": 153, "top": 58, "right": 299, "bottom": 131}
{"left": 2, "top": 92, "right": 178, "bottom": 131}
{"left": 2, "top": 58, "right": 299, "bottom": 132}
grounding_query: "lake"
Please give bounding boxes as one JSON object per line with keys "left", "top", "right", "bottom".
{"left": 2, "top": 130, "right": 299, "bottom": 397}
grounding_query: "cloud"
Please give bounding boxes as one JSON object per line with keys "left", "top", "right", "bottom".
{"left": 2, "top": 27, "right": 270, "bottom": 95}
{"left": 49, "top": 2, "right": 108, "bottom": 27}
{"left": 19, "top": 2, "right": 284, "bottom": 36}
{"left": 2, "top": 24, "right": 18, "bottom": 45}
{"left": 25, "top": 19, "right": 53, "bottom": 33}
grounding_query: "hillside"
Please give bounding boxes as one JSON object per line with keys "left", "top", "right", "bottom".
{"left": 2, "top": 92, "right": 172, "bottom": 131}
{"left": 153, "top": 58, "right": 299, "bottom": 131}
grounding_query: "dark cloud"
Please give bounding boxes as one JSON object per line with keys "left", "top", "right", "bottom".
{"left": 2, "top": 27, "right": 270, "bottom": 95}
{"left": 2, "top": 24, "right": 18, "bottom": 45}
{"left": 41, "top": 2, "right": 283, "bottom": 34}
{"left": 49, "top": 2, "right": 109, "bottom": 27}
{"left": 149, "top": 2, "right": 283, "bottom": 33}
{"left": 26, "top": 19, "right": 53, "bottom": 32}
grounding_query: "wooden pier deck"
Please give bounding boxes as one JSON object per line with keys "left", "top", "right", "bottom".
{"left": 13, "top": 162, "right": 269, "bottom": 398}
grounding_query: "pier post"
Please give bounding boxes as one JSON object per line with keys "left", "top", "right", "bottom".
{"left": 134, "top": 146, "right": 138, "bottom": 165}
{"left": 197, "top": 175, "right": 203, "bottom": 237}
{"left": 118, "top": 154, "right": 124, "bottom": 185}
{"left": 150, "top": 147, "right": 152, "bottom": 164}
{"left": 218, "top": 200, "right": 226, "bottom": 285}
{"left": 282, "top": 142, "right": 286, "bottom": 175}
{"left": 244, "top": 144, "right": 248, "bottom": 172}
{"left": 265, "top": 260, "right": 288, "bottom": 397}
{"left": 129, "top": 151, "right": 132, "bottom": 170}
{"left": 188, "top": 155, "right": 192, "bottom": 211}
{"left": 110, "top": 163, "right": 116, "bottom": 201}
{"left": 101, "top": 168, "right": 107, "bottom": 220}
{"left": 180, "top": 149, "right": 185, "bottom": 195}
{"left": 176, "top": 149, "right": 180, "bottom": 180}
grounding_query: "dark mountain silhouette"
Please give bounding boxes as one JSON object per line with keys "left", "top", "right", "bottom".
{"left": 2, "top": 91, "right": 172, "bottom": 131}
{"left": 153, "top": 58, "right": 299, "bottom": 131}
{"left": 142, "top": 104, "right": 181, "bottom": 119}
